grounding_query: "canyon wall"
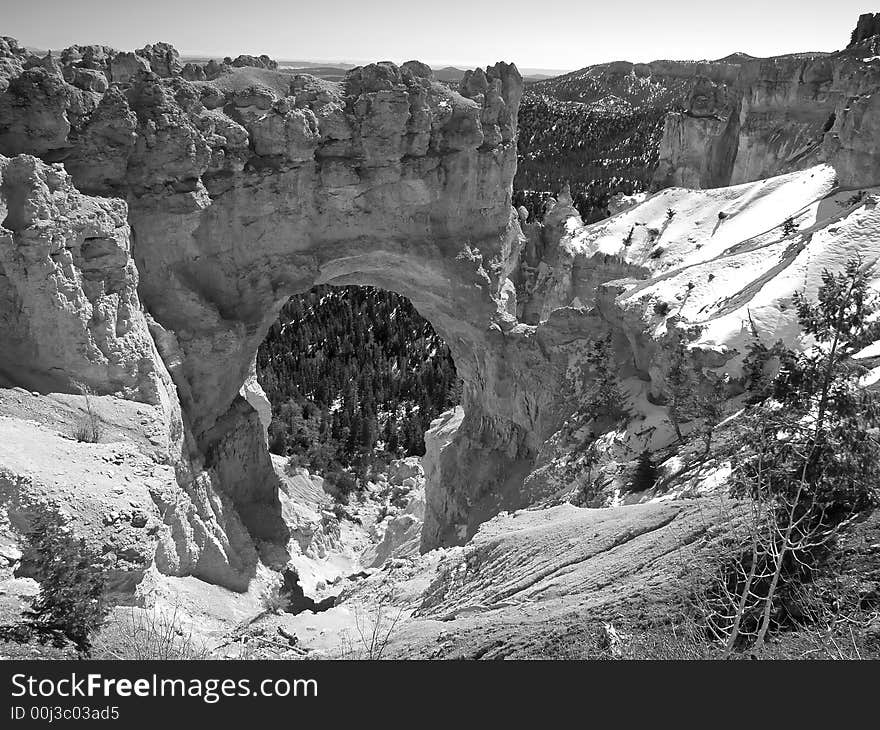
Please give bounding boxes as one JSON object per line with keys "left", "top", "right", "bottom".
{"left": 3, "top": 23, "right": 880, "bottom": 592}
{"left": 653, "top": 35, "right": 880, "bottom": 190}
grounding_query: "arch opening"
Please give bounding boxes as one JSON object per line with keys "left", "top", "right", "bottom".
{"left": 255, "top": 283, "right": 461, "bottom": 491}
{"left": 153, "top": 230, "right": 535, "bottom": 560}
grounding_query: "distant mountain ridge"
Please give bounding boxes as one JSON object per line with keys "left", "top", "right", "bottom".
{"left": 181, "top": 55, "right": 565, "bottom": 83}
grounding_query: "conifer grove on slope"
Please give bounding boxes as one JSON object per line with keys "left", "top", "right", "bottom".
{"left": 256, "top": 285, "right": 460, "bottom": 479}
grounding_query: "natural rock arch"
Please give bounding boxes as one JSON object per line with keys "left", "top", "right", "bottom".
{"left": 118, "top": 60, "right": 545, "bottom": 551}
{"left": 0, "top": 41, "right": 655, "bottom": 588}
{"left": 4, "top": 33, "right": 880, "bottom": 597}
{"left": 0, "top": 43, "right": 583, "bottom": 555}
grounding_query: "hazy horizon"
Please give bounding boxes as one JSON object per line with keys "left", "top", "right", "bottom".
{"left": 174, "top": 55, "right": 573, "bottom": 75}
{"left": 3, "top": 1, "right": 875, "bottom": 71}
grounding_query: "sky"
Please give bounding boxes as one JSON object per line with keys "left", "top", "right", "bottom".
{"left": 2, "top": 0, "right": 875, "bottom": 71}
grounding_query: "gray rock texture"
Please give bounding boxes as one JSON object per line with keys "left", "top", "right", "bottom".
{"left": 3, "top": 33, "right": 880, "bottom": 595}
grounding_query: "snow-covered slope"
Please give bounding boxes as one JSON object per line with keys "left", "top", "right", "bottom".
{"left": 555, "top": 164, "right": 880, "bottom": 366}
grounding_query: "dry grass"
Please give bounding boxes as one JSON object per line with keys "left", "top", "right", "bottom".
{"left": 534, "top": 614, "right": 718, "bottom": 660}
{"left": 71, "top": 380, "right": 100, "bottom": 443}
{"left": 72, "top": 415, "right": 99, "bottom": 443}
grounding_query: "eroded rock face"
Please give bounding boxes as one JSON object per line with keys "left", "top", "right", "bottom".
{"left": 0, "top": 153, "right": 272, "bottom": 592}
{"left": 0, "top": 164, "right": 257, "bottom": 587}
{"left": 654, "top": 37, "right": 880, "bottom": 189}
{"left": 0, "top": 38, "right": 544, "bottom": 557}
{"left": 0, "top": 154, "right": 164, "bottom": 402}
{"left": 3, "top": 29, "right": 880, "bottom": 590}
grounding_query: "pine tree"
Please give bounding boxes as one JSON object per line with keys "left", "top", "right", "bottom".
{"left": 383, "top": 414, "right": 399, "bottom": 454}
{"left": 712, "top": 257, "right": 880, "bottom": 652}
{"left": 24, "top": 510, "right": 108, "bottom": 653}
{"left": 359, "top": 408, "right": 378, "bottom": 454}
{"left": 731, "top": 256, "right": 880, "bottom": 514}
{"left": 584, "top": 333, "right": 629, "bottom": 425}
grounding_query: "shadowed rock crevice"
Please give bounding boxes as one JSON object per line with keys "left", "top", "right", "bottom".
{"left": 282, "top": 568, "right": 336, "bottom": 615}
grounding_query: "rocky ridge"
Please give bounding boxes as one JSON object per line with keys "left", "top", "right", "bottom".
{"left": 653, "top": 32, "right": 880, "bottom": 189}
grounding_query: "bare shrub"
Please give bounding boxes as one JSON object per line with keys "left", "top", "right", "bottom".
{"left": 776, "top": 579, "right": 875, "bottom": 659}
{"left": 334, "top": 628, "right": 358, "bottom": 660}
{"left": 351, "top": 593, "right": 405, "bottom": 660}
{"left": 94, "top": 606, "right": 207, "bottom": 660}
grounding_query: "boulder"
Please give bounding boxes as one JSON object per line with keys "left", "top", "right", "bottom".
{"left": 231, "top": 54, "right": 277, "bottom": 70}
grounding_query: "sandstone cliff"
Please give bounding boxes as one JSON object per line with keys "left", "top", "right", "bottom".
{"left": 653, "top": 24, "right": 880, "bottom": 189}
{"left": 850, "top": 13, "right": 880, "bottom": 46}
{"left": 0, "top": 153, "right": 268, "bottom": 592}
